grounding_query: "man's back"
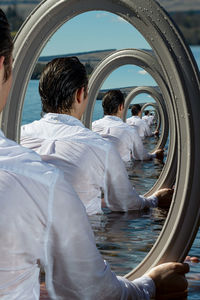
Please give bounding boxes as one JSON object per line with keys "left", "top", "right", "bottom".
{"left": 2, "top": 129, "right": 148, "bottom": 299}
{"left": 126, "top": 116, "right": 153, "bottom": 139}
{"left": 0, "top": 129, "right": 72, "bottom": 298}
{"left": 0, "top": 170, "right": 45, "bottom": 299}
{"left": 92, "top": 115, "right": 151, "bottom": 162}
{"left": 142, "top": 115, "right": 150, "bottom": 126}
{"left": 21, "top": 113, "right": 158, "bottom": 216}
{"left": 21, "top": 113, "right": 109, "bottom": 215}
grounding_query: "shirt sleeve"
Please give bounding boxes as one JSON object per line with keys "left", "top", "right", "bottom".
{"left": 104, "top": 144, "right": 158, "bottom": 211}
{"left": 144, "top": 123, "right": 154, "bottom": 137}
{"left": 118, "top": 276, "right": 156, "bottom": 299}
{"left": 44, "top": 175, "right": 156, "bottom": 299}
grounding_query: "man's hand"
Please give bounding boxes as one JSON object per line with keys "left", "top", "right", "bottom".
{"left": 154, "top": 130, "right": 159, "bottom": 137}
{"left": 154, "top": 188, "right": 174, "bottom": 208}
{"left": 146, "top": 262, "right": 189, "bottom": 299}
{"left": 154, "top": 149, "right": 164, "bottom": 160}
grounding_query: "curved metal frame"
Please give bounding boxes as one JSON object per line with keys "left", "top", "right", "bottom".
{"left": 85, "top": 49, "right": 176, "bottom": 199}
{"left": 141, "top": 102, "right": 161, "bottom": 133}
{"left": 123, "top": 86, "right": 169, "bottom": 150}
{"left": 2, "top": 0, "right": 200, "bottom": 280}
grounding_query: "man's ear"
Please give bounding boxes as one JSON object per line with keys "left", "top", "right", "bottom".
{"left": 76, "top": 87, "right": 85, "bottom": 104}
{"left": 119, "top": 103, "right": 124, "bottom": 111}
{"left": 0, "top": 56, "right": 5, "bottom": 70}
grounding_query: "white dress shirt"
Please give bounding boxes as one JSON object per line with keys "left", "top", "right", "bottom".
{"left": 142, "top": 116, "right": 151, "bottom": 127}
{"left": 149, "top": 115, "right": 155, "bottom": 125}
{"left": 92, "top": 115, "right": 154, "bottom": 162}
{"left": 126, "top": 116, "right": 154, "bottom": 139}
{"left": 0, "top": 129, "right": 156, "bottom": 299}
{"left": 21, "top": 113, "right": 157, "bottom": 216}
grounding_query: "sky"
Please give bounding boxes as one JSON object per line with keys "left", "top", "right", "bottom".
{"left": 41, "top": 11, "right": 151, "bottom": 56}
{"left": 40, "top": 11, "right": 157, "bottom": 95}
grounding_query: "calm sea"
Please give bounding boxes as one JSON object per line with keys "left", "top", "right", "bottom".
{"left": 22, "top": 46, "right": 200, "bottom": 299}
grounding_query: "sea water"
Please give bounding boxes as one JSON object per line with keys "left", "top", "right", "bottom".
{"left": 22, "top": 46, "right": 200, "bottom": 299}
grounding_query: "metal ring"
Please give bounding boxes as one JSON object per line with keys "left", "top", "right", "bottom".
{"left": 124, "top": 87, "right": 169, "bottom": 150}
{"left": 141, "top": 102, "right": 161, "bottom": 133}
{"left": 85, "top": 49, "right": 176, "bottom": 198}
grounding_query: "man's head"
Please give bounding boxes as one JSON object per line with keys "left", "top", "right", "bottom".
{"left": 0, "top": 9, "right": 13, "bottom": 112}
{"left": 131, "top": 104, "right": 142, "bottom": 117}
{"left": 0, "top": 9, "right": 13, "bottom": 81}
{"left": 39, "top": 57, "right": 88, "bottom": 118}
{"left": 144, "top": 110, "right": 149, "bottom": 116}
{"left": 102, "top": 89, "right": 125, "bottom": 118}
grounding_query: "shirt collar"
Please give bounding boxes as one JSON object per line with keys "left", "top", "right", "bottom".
{"left": 104, "top": 115, "right": 123, "bottom": 122}
{"left": 43, "top": 113, "right": 85, "bottom": 128}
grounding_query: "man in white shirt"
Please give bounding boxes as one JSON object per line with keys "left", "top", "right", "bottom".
{"left": 21, "top": 57, "right": 173, "bottom": 216}
{"left": 0, "top": 9, "right": 190, "bottom": 299}
{"left": 142, "top": 110, "right": 154, "bottom": 126}
{"left": 127, "top": 104, "right": 158, "bottom": 139}
{"left": 92, "top": 90, "right": 162, "bottom": 162}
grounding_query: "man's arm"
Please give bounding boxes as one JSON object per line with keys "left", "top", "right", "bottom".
{"left": 104, "top": 144, "right": 158, "bottom": 211}
{"left": 144, "top": 122, "right": 154, "bottom": 137}
{"left": 128, "top": 127, "right": 155, "bottom": 161}
{"left": 143, "top": 121, "right": 159, "bottom": 137}
{"left": 104, "top": 144, "right": 172, "bottom": 211}
{"left": 128, "top": 127, "right": 164, "bottom": 161}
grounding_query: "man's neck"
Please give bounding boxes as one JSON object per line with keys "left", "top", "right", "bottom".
{"left": 114, "top": 112, "right": 123, "bottom": 119}
{"left": 58, "top": 110, "right": 82, "bottom": 120}
{"left": 106, "top": 113, "right": 122, "bottom": 120}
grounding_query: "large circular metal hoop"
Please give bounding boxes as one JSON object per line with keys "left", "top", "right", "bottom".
{"left": 2, "top": 0, "right": 200, "bottom": 280}
{"left": 141, "top": 102, "right": 161, "bottom": 133}
{"left": 85, "top": 49, "right": 176, "bottom": 195}
{"left": 123, "top": 86, "right": 169, "bottom": 150}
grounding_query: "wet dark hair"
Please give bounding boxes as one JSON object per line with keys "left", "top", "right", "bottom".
{"left": 144, "top": 110, "right": 149, "bottom": 116}
{"left": 0, "top": 9, "right": 13, "bottom": 81}
{"left": 102, "top": 89, "right": 124, "bottom": 115}
{"left": 131, "top": 104, "right": 141, "bottom": 116}
{"left": 39, "top": 56, "right": 88, "bottom": 113}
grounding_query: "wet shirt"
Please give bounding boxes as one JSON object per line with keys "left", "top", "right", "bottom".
{"left": 142, "top": 115, "right": 153, "bottom": 127}
{"left": 21, "top": 113, "right": 157, "bottom": 216}
{"left": 0, "top": 129, "right": 155, "bottom": 299}
{"left": 127, "top": 116, "right": 154, "bottom": 139}
{"left": 92, "top": 115, "right": 153, "bottom": 162}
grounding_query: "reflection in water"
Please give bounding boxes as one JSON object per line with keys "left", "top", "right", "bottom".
{"left": 89, "top": 208, "right": 167, "bottom": 276}
{"left": 127, "top": 159, "right": 164, "bottom": 195}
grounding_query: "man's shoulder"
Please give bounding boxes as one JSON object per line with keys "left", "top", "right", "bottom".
{"left": 126, "top": 116, "right": 134, "bottom": 121}
{"left": 135, "top": 118, "right": 146, "bottom": 126}
{"left": 92, "top": 118, "right": 105, "bottom": 127}
{"left": 21, "top": 119, "right": 41, "bottom": 136}
{"left": 122, "top": 122, "right": 139, "bottom": 137}
{"left": 83, "top": 128, "right": 112, "bottom": 150}
{"left": 126, "top": 116, "right": 137, "bottom": 124}
{"left": 92, "top": 118, "right": 103, "bottom": 124}
{"left": 0, "top": 135, "right": 61, "bottom": 187}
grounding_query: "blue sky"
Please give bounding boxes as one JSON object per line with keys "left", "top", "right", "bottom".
{"left": 37, "top": 11, "right": 199, "bottom": 100}
{"left": 41, "top": 11, "right": 151, "bottom": 56}
{"left": 40, "top": 11, "right": 157, "bottom": 95}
